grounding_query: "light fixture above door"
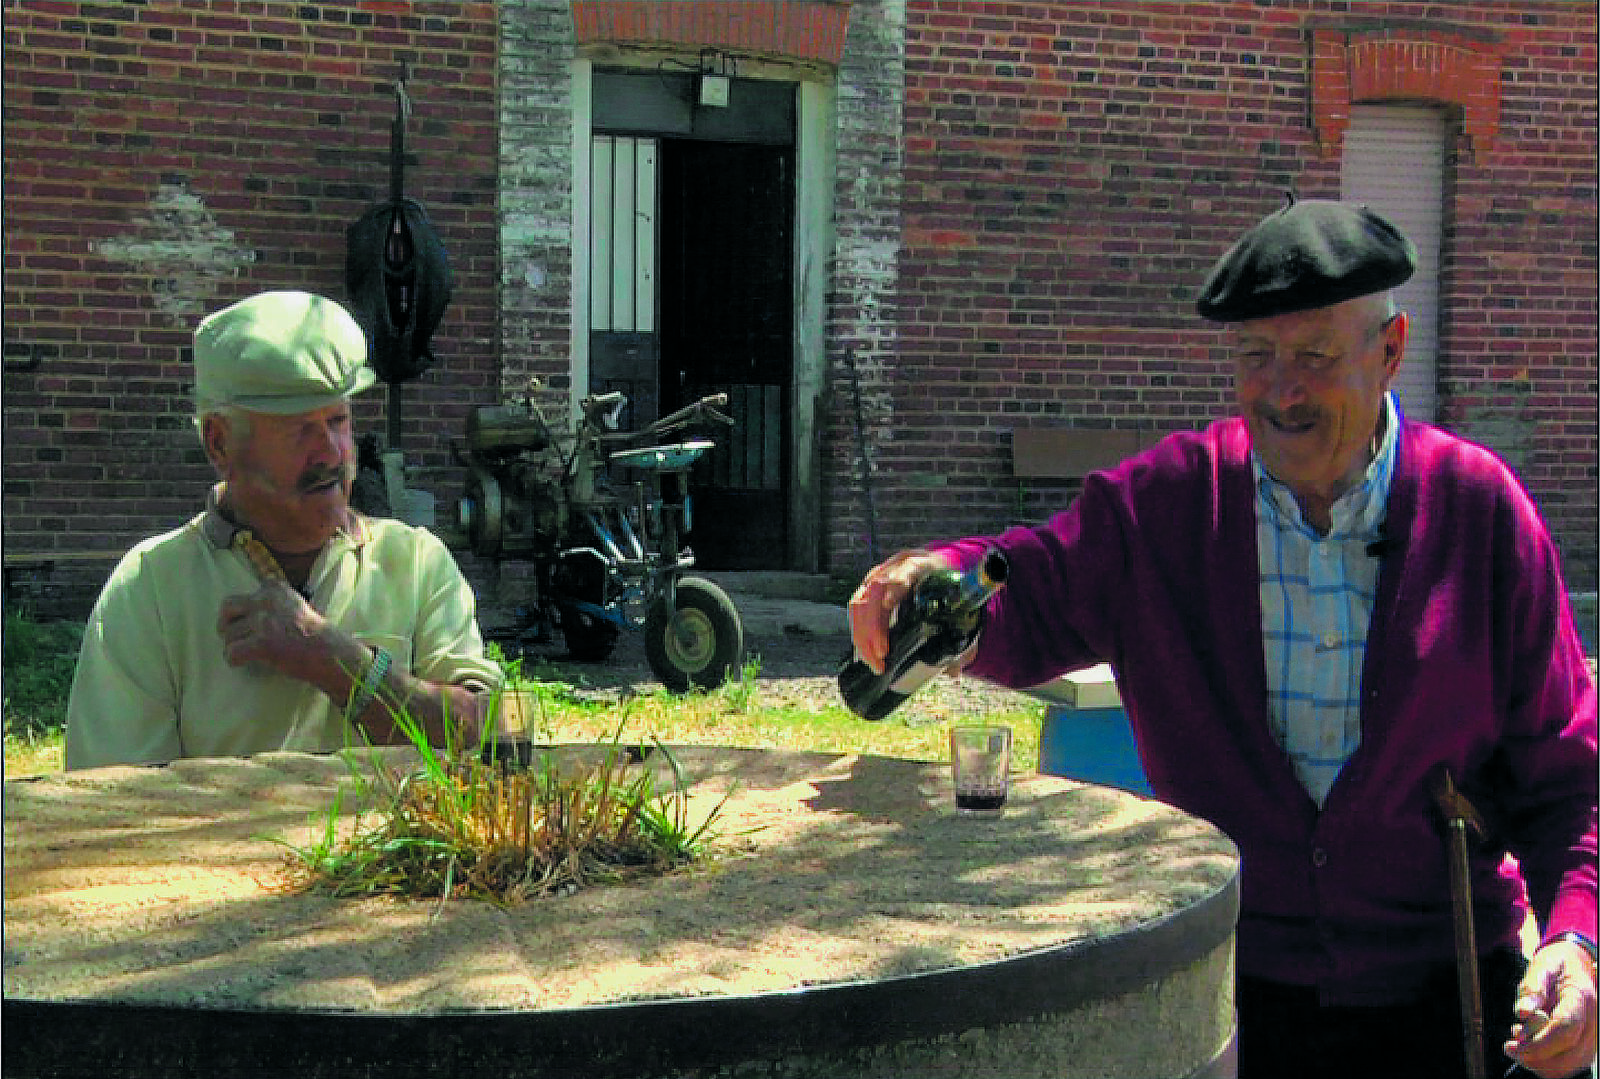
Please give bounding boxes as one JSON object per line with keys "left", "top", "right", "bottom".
{"left": 696, "top": 48, "right": 735, "bottom": 108}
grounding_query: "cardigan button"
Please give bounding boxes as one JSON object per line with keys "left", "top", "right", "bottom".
{"left": 1312, "top": 848, "right": 1329, "bottom": 868}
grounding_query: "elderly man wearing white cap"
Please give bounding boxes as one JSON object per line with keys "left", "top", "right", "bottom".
{"left": 66, "top": 290, "right": 501, "bottom": 770}
{"left": 846, "top": 201, "right": 1596, "bottom": 1078}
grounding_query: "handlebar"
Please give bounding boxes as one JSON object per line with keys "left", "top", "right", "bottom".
{"left": 580, "top": 392, "right": 627, "bottom": 430}
{"left": 646, "top": 393, "right": 734, "bottom": 435}
{"left": 583, "top": 390, "right": 735, "bottom": 449}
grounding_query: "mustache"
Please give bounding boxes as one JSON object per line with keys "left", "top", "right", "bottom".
{"left": 297, "top": 460, "right": 355, "bottom": 494}
{"left": 1254, "top": 403, "right": 1321, "bottom": 427}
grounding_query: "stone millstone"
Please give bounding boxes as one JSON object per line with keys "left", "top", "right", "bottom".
{"left": 5, "top": 746, "right": 1240, "bottom": 1078}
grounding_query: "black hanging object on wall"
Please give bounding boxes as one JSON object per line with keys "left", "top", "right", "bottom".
{"left": 347, "top": 198, "right": 452, "bottom": 385}
{"left": 345, "top": 68, "right": 453, "bottom": 447}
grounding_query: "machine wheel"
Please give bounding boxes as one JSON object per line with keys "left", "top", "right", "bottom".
{"left": 463, "top": 469, "right": 503, "bottom": 558}
{"left": 559, "top": 603, "right": 620, "bottom": 662}
{"left": 644, "top": 577, "right": 744, "bottom": 692}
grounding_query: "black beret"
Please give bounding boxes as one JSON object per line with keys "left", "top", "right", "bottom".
{"left": 1195, "top": 199, "right": 1417, "bottom": 322}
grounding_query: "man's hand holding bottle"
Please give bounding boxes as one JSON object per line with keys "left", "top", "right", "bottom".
{"left": 839, "top": 547, "right": 1007, "bottom": 720}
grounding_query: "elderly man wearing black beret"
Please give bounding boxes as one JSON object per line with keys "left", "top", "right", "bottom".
{"left": 848, "top": 200, "right": 1597, "bottom": 1078}
{"left": 66, "top": 290, "right": 502, "bottom": 770}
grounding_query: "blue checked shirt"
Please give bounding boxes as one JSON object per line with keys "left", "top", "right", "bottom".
{"left": 1253, "top": 394, "right": 1399, "bottom": 807}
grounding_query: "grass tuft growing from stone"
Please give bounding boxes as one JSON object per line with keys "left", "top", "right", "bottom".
{"left": 277, "top": 691, "right": 730, "bottom": 907}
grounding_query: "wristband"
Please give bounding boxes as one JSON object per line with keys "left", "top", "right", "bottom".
{"left": 348, "top": 647, "right": 391, "bottom": 717}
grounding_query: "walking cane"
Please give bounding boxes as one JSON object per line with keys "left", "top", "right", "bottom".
{"left": 1431, "top": 768, "right": 1489, "bottom": 1079}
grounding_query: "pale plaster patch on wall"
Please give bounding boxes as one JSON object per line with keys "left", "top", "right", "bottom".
{"left": 833, "top": 0, "right": 906, "bottom": 478}
{"left": 91, "top": 181, "right": 257, "bottom": 325}
{"left": 497, "top": 0, "right": 579, "bottom": 405}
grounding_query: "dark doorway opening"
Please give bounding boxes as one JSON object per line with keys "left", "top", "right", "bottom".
{"left": 657, "top": 139, "right": 794, "bottom": 570}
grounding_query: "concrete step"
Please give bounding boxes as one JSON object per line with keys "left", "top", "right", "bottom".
{"left": 699, "top": 572, "right": 847, "bottom": 638}
{"left": 700, "top": 571, "right": 837, "bottom": 604}
{"left": 684, "top": 569, "right": 844, "bottom": 640}
{"left": 723, "top": 593, "right": 848, "bottom": 638}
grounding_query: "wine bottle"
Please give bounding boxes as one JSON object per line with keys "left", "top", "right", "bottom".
{"left": 837, "top": 548, "right": 1009, "bottom": 721}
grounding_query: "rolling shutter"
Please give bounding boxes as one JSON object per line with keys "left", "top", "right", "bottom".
{"left": 1340, "top": 105, "right": 1446, "bottom": 422}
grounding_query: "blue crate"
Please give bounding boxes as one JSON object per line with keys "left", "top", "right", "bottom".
{"left": 1031, "top": 664, "right": 1151, "bottom": 797}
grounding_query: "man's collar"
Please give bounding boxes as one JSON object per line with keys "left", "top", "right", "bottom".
{"left": 200, "top": 483, "right": 367, "bottom": 551}
{"left": 200, "top": 484, "right": 244, "bottom": 550}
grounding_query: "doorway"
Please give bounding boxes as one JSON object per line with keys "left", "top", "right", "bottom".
{"left": 658, "top": 139, "right": 793, "bottom": 569}
{"left": 587, "top": 71, "right": 796, "bottom": 570}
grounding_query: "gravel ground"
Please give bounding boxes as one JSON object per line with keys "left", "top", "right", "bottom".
{"left": 493, "top": 614, "right": 1597, "bottom": 727}
{"left": 492, "top": 620, "right": 1048, "bottom": 725}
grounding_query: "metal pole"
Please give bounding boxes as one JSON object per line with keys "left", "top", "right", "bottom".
{"left": 1432, "top": 769, "right": 1488, "bottom": 1079}
{"left": 386, "top": 63, "right": 410, "bottom": 454}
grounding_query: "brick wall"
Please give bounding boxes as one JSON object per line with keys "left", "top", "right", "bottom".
{"left": 570, "top": 1, "right": 852, "bottom": 63}
{"left": 861, "top": 0, "right": 1597, "bottom": 588}
{"left": 3, "top": 1, "right": 499, "bottom": 616}
{"left": 5, "top": 1, "right": 1595, "bottom": 619}
{"left": 1437, "top": 9, "right": 1598, "bottom": 589}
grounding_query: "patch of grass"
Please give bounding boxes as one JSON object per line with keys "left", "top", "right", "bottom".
{"left": 278, "top": 702, "right": 731, "bottom": 907}
{"left": 1, "top": 626, "right": 1044, "bottom": 778}
{"left": 3, "top": 608, "right": 82, "bottom": 740}
{"left": 4, "top": 609, "right": 82, "bottom": 774}
{"left": 514, "top": 653, "right": 1044, "bottom": 771}
{"left": 4, "top": 730, "right": 65, "bottom": 775}
{"left": 717, "top": 654, "right": 763, "bottom": 714}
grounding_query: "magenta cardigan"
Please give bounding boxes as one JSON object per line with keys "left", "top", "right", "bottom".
{"left": 938, "top": 416, "right": 1597, "bottom": 996}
